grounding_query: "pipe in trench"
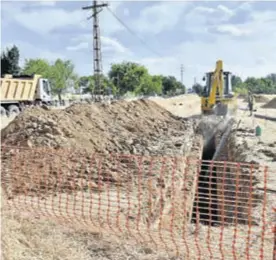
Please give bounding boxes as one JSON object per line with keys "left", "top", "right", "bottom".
{"left": 212, "top": 117, "right": 235, "bottom": 161}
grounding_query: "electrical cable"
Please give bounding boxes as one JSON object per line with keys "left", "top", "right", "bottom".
{"left": 104, "top": 3, "right": 163, "bottom": 58}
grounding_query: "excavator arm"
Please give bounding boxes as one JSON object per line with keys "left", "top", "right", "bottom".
{"left": 201, "top": 60, "right": 236, "bottom": 116}
{"left": 209, "top": 60, "right": 223, "bottom": 107}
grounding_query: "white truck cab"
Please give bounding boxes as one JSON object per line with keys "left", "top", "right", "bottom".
{"left": 35, "top": 78, "right": 52, "bottom": 103}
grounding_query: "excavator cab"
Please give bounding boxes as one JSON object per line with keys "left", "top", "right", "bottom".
{"left": 201, "top": 60, "right": 235, "bottom": 117}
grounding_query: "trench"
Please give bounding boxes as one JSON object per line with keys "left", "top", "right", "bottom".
{"left": 191, "top": 136, "right": 219, "bottom": 226}
{"left": 190, "top": 118, "right": 261, "bottom": 227}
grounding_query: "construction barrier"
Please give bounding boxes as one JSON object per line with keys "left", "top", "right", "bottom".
{"left": 1, "top": 146, "right": 275, "bottom": 259}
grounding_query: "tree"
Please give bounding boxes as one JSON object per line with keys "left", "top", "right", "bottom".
{"left": 233, "top": 74, "right": 276, "bottom": 94}
{"left": 108, "top": 61, "right": 148, "bottom": 95}
{"left": 192, "top": 83, "right": 204, "bottom": 96}
{"left": 18, "top": 54, "right": 276, "bottom": 97}
{"left": 78, "top": 75, "right": 117, "bottom": 95}
{"left": 108, "top": 63, "right": 185, "bottom": 96}
{"left": 1, "top": 45, "right": 20, "bottom": 76}
{"left": 22, "top": 58, "right": 79, "bottom": 100}
{"left": 50, "top": 59, "right": 78, "bottom": 101}
{"left": 175, "top": 80, "right": 186, "bottom": 95}
{"left": 78, "top": 75, "right": 93, "bottom": 94}
{"left": 135, "top": 75, "right": 162, "bottom": 95}
{"left": 22, "top": 58, "right": 51, "bottom": 78}
{"left": 231, "top": 75, "right": 243, "bottom": 91}
{"left": 160, "top": 76, "right": 185, "bottom": 96}
{"left": 161, "top": 76, "right": 177, "bottom": 94}
{"left": 266, "top": 73, "right": 276, "bottom": 85}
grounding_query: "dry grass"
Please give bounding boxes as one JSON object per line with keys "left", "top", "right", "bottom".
{"left": 2, "top": 211, "right": 91, "bottom": 260}
{"left": 2, "top": 193, "right": 274, "bottom": 260}
{"left": 2, "top": 208, "right": 181, "bottom": 260}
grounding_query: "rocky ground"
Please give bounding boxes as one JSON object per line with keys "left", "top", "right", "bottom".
{"left": 1, "top": 97, "right": 202, "bottom": 260}
{"left": 235, "top": 99, "right": 276, "bottom": 187}
{"left": 1, "top": 99, "right": 198, "bottom": 153}
{"left": 1, "top": 99, "right": 202, "bottom": 199}
{"left": 1, "top": 94, "right": 276, "bottom": 260}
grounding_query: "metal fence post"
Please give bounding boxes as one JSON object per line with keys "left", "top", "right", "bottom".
{"left": 273, "top": 207, "right": 276, "bottom": 260}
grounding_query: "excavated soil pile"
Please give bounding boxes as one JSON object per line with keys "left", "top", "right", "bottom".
{"left": 238, "top": 94, "right": 247, "bottom": 99}
{"left": 243, "top": 95, "right": 270, "bottom": 103}
{"left": 254, "top": 95, "right": 270, "bottom": 103}
{"left": 261, "top": 97, "right": 276, "bottom": 108}
{"left": 1, "top": 100, "right": 197, "bottom": 153}
{"left": 1, "top": 100, "right": 202, "bottom": 201}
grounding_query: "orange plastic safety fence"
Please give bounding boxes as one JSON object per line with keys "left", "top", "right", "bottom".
{"left": 1, "top": 146, "right": 275, "bottom": 260}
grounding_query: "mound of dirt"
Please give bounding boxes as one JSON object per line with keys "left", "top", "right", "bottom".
{"left": 237, "top": 94, "right": 247, "bottom": 99}
{"left": 1, "top": 100, "right": 202, "bottom": 200}
{"left": 1, "top": 99, "right": 197, "bottom": 154}
{"left": 261, "top": 97, "right": 276, "bottom": 109}
{"left": 243, "top": 95, "right": 270, "bottom": 103}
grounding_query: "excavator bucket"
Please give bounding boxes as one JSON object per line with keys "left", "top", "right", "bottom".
{"left": 214, "top": 103, "right": 228, "bottom": 116}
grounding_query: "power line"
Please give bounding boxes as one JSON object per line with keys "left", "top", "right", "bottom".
{"left": 104, "top": 4, "right": 162, "bottom": 58}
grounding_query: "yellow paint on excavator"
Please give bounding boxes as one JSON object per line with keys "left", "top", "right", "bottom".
{"left": 201, "top": 60, "right": 237, "bottom": 116}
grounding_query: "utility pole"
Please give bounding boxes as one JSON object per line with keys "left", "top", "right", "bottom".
{"left": 180, "top": 64, "right": 185, "bottom": 93}
{"left": 180, "top": 64, "right": 184, "bottom": 83}
{"left": 82, "top": 1, "right": 108, "bottom": 99}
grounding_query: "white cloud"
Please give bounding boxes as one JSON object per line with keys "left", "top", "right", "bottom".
{"left": 184, "top": 4, "right": 235, "bottom": 33}
{"left": 101, "top": 36, "right": 131, "bottom": 54}
{"left": 255, "top": 57, "right": 267, "bottom": 66}
{"left": 133, "top": 2, "right": 190, "bottom": 34}
{"left": 67, "top": 34, "right": 132, "bottom": 55}
{"left": 4, "top": 7, "right": 86, "bottom": 34}
{"left": 3, "top": 41, "right": 65, "bottom": 67}
{"left": 214, "top": 24, "right": 252, "bottom": 37}
{"left": 238, "top": 2, "right": 253, "bottom": 11}
{"left": 217, "top": 5, "right": 234, "bottom": 16}
{"left": 37, "top": 1, "right": 56, "bottom": 7}
{"left": 123, "top": 8, "right": 130, "bottom": 17}
{"left": 2, "top": 1, "right": 276, "bottom": 88}
{"left": 1, "top": 1, "right": 125, "bottom": 36}
{"left": 166, "top": 30, "right": 276, "bottom": 85}
{"left": 66, "top": 42, "right": 89, "bottom": 51}
{"left": 134, "top": 2, "right": 276, "bottom": 87}
{"left": 193, "top": 6, "right": 215, "bottom": 14}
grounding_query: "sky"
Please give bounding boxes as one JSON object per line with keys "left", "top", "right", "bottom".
{"left": 1, "top": 0, "right": 276, "bottom": 88}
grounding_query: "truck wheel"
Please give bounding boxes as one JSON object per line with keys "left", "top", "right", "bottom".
{"left": 8, "top": 105, "right": 20, "bottom": 116}
{"left": 0, "top": 106, "right": 7, "bottom": 117}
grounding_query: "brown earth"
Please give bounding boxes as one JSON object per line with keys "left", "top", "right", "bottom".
{"left": 2, "top": 96, "right": 275, "bottom": 260}
{"left": 243, "top": 94, "right": 270, "bottom": 103}
{"left": 261, "top": 97, "right": 276, "bottom": 108}
{"left": 1, "top": 99, "right": 197, "bottom": 154}
{"left": 1, "top": 99, "right": 204, "bottom": 259}
{"left": 1, "top": 99, "right": 202, "bottom": 216}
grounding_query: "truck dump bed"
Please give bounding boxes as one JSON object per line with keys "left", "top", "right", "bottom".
{"left": 0, "top": 74, "right": 40, "bottom": 102}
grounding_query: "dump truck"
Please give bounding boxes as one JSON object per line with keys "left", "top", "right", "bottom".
{"left": 0, "top": 74, "right": 52, "bottom": 116}
{"left": 201, "top": 60, "right": 237, "bottom": 116}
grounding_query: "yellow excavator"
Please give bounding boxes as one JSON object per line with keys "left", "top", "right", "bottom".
{"left": 201, "top": 60, "right": 237, "bottom": 116}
